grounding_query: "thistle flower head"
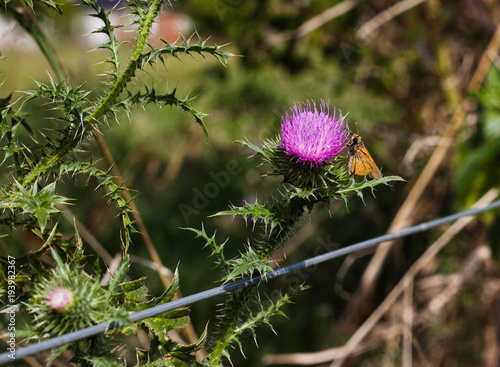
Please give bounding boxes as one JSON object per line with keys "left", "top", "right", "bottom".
{"left": 45, "top": 287, "right": 73, "bottom": 312}
{"left": 280, "top": 100, "right": 350, "bottom": 166}
{"left": 27, "top": 249, "right": 114, "bottom": 337}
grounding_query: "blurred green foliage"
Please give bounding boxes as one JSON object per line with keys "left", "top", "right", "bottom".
{"left": 1, "top": 0, "right": 500, "bottom": 365}
{"left": 456, "top": 68, "right": 500, "bottom": 206}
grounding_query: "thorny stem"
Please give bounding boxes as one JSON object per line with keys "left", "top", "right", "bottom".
{"left": 21, "top": 0, "right": 165, "bottom": 186}
{"left": 209, "top": 196, "right": 308, "bottom": 363}
{"left": 15, "top": 0, "right": 201, "bottom": 347}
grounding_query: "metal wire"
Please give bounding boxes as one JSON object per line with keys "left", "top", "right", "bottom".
{"left": 1, "top": 199, "right": 499, "bottom": 365}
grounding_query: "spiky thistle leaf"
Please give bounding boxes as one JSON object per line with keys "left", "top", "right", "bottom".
{"left": 336, "top": 175, "right": 406, "bottom": 204}
{"left": 140, "top": 32, "right": 233, "bottom": 68}
{"left": 213, "top": 199, "right": 283, "bottom": 236}
{"left": 207, "top": 285, "right": 307, "bottom": 365}
{"left": 117, "top": 87, "right": 209, "bottom": 136}
{"left": 82, "top": 0, "right": 126, "bottom": 82}
{"left": 226, "top": 243, "right": 273, "bottom": 282}
{"left": 184, "top": 224, "right": 230, "bottom": 275}
{"left": 0, "top": 180, "right": 68, "bottom": 232}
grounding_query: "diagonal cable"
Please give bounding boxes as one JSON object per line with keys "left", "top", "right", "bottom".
{"left": 1, "top": 198, "right": 499, "bottom": 365}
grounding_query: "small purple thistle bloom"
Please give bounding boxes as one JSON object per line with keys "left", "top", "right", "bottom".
{"left": 280, "top": 100, "right": 350, "bottom": 166}
{"left": 46, "top": 287, "right": 73, "bottom": 312}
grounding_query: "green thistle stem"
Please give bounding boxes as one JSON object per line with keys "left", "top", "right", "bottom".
{"left": 259, "top": 197, "right": 310, "bottom": 260}
{"left": 90, "top": 0, "right": 163, "bottom": 121}
{"left": 21, "top": 146, "right": 70, "bottom": 186}
{"left": 208, "top": 289, "right": 252, "bottom": 365}
{"left": 209, "top": 197, "right": 308, "bottom": 363}
{"left": 21, "top": 0, "right": 164, "bottom": 186}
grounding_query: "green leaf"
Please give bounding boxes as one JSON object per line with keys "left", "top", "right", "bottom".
{"left": 117, "top": 87, "right": 209, "bottom": 137}
{"left": 126, "top": 270, "right": 179, "bottom": 312}
{"left": 212, "top": 199, "right": 284, "bottom": 237}
{"left": 0, "top": 180, "right": 69, "bottom": 232}
{"left": 336, "top": 175, "right": 406, "bottom": 204}
{"left": 38, "top": 0, "right": 62, "bottom": 13}
{"left": 122, "top": 277, "right": 149, "bottom": 303}
{"left": 226, "top": 245, "right": 272, "bottom": 282}
{"left": 142, "top": 312, "right": 190, "bottom": 344}
{"left": 183, "top": 224, "right": 230, "bottom": 273}
{"left": 21, "top": 0, "right": 62, "bottom": 13}
{"left": 24, "top": 0, "right": 34, "bottom": 10}
{"left": 140, "top": 32, "right": 234, "bottom": 68}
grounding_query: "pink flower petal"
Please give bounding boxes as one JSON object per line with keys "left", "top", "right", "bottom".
{"left": 281, "top": 100, "right": 350, "bottom": 166}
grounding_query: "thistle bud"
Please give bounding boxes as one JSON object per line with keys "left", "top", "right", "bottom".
{"left": 46, "top": 287, "right": 73, "bottom": 312}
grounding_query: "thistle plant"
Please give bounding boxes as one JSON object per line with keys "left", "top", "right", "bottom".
{"left": 25, "top": 248, "right": 129, "bottom": 359}
{"left": 0, "top": 0, "right": 404, "bottom": 365}
{"left": 191, "top": 99, "right": 403, "bottom": 364}
{"left": 0, "top": 0, "right": 228, "bottom": 364}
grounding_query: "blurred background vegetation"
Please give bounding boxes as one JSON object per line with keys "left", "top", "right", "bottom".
{"left": 1, "top": 0, "right": 500, "bottom": 365}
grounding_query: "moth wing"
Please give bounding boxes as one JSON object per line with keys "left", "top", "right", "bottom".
{"left": 350, "top": 149, "right": 382, "bottom": 179}
{"left": 359, "top": 148, "right": 382, "bottom": 179}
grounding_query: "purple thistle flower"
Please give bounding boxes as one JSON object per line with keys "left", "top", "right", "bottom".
{"left": 46, "top": 287, "right": 73, "bottom": 312}
{"left": 280, "top": 100, "right": 350, "bottom": 167}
